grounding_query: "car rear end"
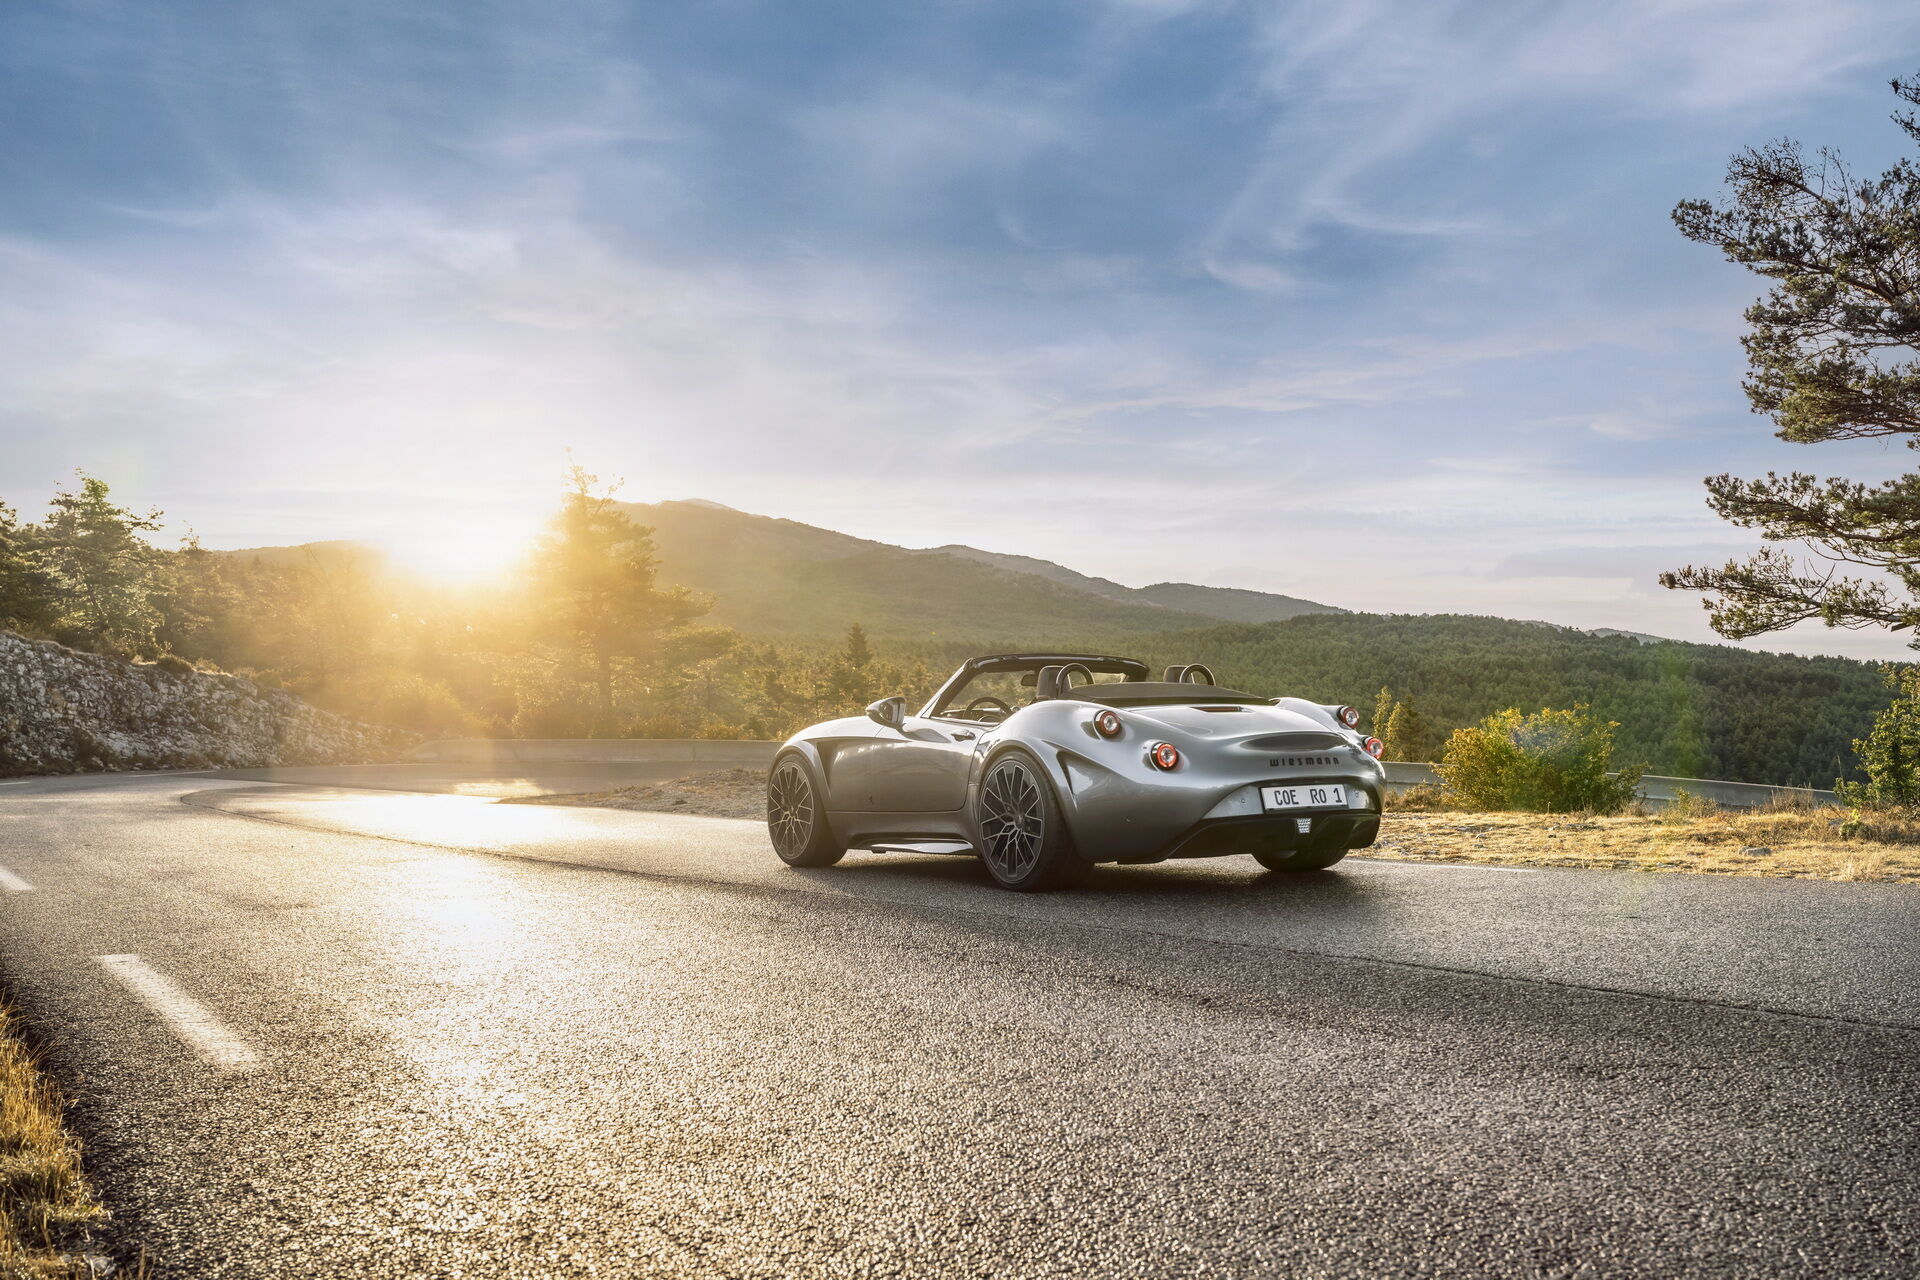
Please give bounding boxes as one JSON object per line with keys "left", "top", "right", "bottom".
{"left": 1028, "top": 699, "right": 1386, "bottom": 864}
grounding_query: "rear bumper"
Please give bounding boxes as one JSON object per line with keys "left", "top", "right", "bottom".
{"left": 1152, "top": 810, "right": 1380, "bottom": 862}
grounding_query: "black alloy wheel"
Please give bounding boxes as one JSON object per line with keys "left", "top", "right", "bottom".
{"left": 767, "top": 757, "right": 845, "bottom": 867}
{"left": 976, "top": 750, "right": 1082, "bottom": 891}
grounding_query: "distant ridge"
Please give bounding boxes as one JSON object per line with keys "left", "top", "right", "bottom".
{"left": 1136, "top": 580, "right": 1339, "bottom": 625}
{"left": 922, "top": 543, "right": 1341, "bottom": 625}
{"left": 620, "top": 500, "right": 1344, "bottom": 640}
{"left": 214, "top": 540, "right": 382, "bottom": 569}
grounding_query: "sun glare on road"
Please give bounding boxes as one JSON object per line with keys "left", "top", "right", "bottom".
{"left": 304, "top": 792, "right": 629, "bottom": 859}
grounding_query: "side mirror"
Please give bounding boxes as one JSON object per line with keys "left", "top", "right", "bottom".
{"left": 865, "top": 695, "right": 908, "bottom": 731}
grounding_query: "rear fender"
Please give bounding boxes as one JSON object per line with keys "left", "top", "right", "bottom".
{"left": 973, "top": 700, "right": 1166, "bottom": 852}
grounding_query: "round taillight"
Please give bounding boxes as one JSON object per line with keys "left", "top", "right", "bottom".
{"left": 1149, "top": 741, "right": 1181, "bottom": 770}
{"left": 1092, "top": 710, "right": 1122, "bottom": 738}
{"left": 1363, "top": 737, "right": 1384, "bottom": 759}
{"left": 1337, "top": 705, "right": 1360, "bottom": 728}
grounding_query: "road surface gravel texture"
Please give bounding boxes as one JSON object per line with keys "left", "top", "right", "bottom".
{"left": 0, "top": 764, "right": 1914, "bottom": 1278}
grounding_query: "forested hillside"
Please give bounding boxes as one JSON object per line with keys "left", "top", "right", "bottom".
{"left": 1107, "top": 614, "right": 1891, "bottom": 787}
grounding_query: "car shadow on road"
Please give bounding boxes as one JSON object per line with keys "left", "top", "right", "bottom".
{"left": 786, "top": 854, "right": 1390, "bottom": 927}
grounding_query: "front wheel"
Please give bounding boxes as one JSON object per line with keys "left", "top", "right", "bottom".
{"left": 767, "top": 756, "right": 846, "bottom": 867}
{"left": 975, "top": 750, "right": 1084, "bottom": 891}
{"left": 1252, "top": 847, "right": 1347, "bottom": 873}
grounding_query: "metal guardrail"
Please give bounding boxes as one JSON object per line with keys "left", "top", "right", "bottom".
{"left": 407, "top": 740, "right": 1838, "bottom": 809}
{"left": 1382, "top": 762, "right": 1838, "bottom": 810}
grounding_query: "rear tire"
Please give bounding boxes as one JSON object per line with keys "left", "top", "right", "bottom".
{"left": 767, "top": 755, "right": 846, "bottom": 867}
{"left": 975, "top": 749, "right": 1084, "bottom": 891}
{"left": 1252, "top": 847, "right": 1347, "bottom": 873}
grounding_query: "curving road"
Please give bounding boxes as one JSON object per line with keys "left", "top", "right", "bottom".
{"left": 0, "top": 765, "right": 1916, "bottom": 1278}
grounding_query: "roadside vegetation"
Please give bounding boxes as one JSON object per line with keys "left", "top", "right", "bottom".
{"left": 1434, "top": 705, "right": 1643, "bottom": 815}
{"left": 0, "top": 1002, "right": 105, "bottom": 1278}
{"left": 1374, "top": 689, "right": 1920, "bottom": 881}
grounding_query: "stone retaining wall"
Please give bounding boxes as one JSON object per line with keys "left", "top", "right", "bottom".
{"left": 0, "top": 631, "right": 408, "bottom": 776}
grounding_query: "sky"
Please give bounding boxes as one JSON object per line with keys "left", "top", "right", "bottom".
{"left": 5, "top": 0, "right": 1920, "bottom": 659}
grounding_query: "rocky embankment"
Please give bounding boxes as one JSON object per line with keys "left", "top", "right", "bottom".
{"left": 0, "top": 631, "right": 407, "bottom": 776}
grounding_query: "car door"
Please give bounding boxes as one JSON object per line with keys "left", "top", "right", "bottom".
{"left": 832, "top": 716, "right": 977, "bottom": 813}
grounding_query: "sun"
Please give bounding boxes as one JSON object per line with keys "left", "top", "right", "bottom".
{"left": 382, "top": 517, "right": 540, "bottom": 584}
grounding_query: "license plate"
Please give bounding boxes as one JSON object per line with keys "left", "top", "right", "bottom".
{"left": 1260, "top": 783, "right": 1346, "bottom": 812}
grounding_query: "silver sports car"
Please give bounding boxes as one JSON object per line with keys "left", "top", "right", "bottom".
{"left": 766, "top": 652, "right": 1386, "bottom": 890}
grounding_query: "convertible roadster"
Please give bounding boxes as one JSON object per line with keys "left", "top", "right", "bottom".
{"left": 766, "top": 652, "right": 1386, "bottom": 890}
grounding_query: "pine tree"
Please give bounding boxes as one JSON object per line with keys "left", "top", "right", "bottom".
{"left": 0, "top": 500, "right": 53, "bottom": 634}
{"left": 39, "top": 473, "right": 165, "bottom": 654}
{"left": 1372, "top": 686, "right": 1395, "bottom": 736}
{"left": 844, "top": 622, "right": 872, "bottom": 670}
{"left": 827, "top": 623, "right": 878, "bottom": 705}
{"left": 155, "top": 533, "right": 239, "bottom": 663}
{"left": 1384, "top": 698, "right": 1432, "bottom": 762}
{"left": 527, "top": 465, "right": 707, "bottom": 731}
{"left": 1837, "top": 666, "right": 1920, "bottom": 806}
{"left": 1663, "top": 75, "right": 1920, "bottom": 641}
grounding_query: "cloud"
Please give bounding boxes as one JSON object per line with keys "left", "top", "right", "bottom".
{"left": 1202, "top": 257, "right": 1301, "bottom": 294}
{"left": 1205, "top": 0, "right": 1916, "bottom": 259}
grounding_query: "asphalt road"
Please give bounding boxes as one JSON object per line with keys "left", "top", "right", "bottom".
{"left": 0, "top": 767, "right": 1915, "bottom": 1278}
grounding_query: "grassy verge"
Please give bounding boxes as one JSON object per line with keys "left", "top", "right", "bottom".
{"left": 1379, "top": 789, "right": 1920, "bottom": 882}
{"left": 0, "top": 1001, "right": 106, "bottom": 1279}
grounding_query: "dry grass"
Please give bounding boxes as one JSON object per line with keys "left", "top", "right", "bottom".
{"left": 0, "top": 1004, "right": 108, "bottom": 1279}
{"left": 1376, "top": 791, "right": 1920, "bottom": 882}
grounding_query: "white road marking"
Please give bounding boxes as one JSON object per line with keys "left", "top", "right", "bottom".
{"left": 1352, "top": 858, "right": 1541, "bottom": 875}
{"left": 0, "top": 864, "right": 32, "bottom": 892}
{"left": 94, "top": 955, "right": 262, "bottom": 1072}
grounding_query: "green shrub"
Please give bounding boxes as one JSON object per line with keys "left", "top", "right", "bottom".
{"left": 152, "top": 653, "right": 195, "bottom": 676}
{"left": 1836, "top": 666, "right": 1920, "bottom": 809}
{"left": 358, "top": 673, "right": 484, "bottom": 738}
{"left": 1437, "top": 705, "right": 1645, "bottom": 814}
{"left": 1385, "top": 782, "right": 1451, "bottom": 811}
{"left": 624, "top": 711, "right": 693, "bottom": 739}
{"left": 1659, "top": 787, "right": 1721, "bottom": 824}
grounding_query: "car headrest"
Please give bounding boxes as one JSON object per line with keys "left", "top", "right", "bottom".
{"left": 1035, "top": 663, "right": 1093, "bottom": 700}
{"left": 1163, "top": 663, "right": 1216, "bottom": 685}
{"left": 1162, "top": 665, "right": 1185, "bottom": 682}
